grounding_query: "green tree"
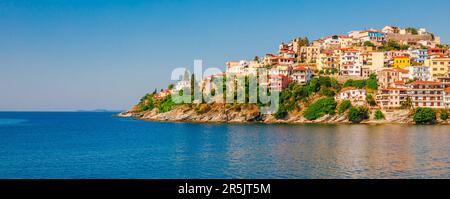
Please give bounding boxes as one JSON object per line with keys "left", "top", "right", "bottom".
{"left": 413, "top": 108, "right": 436, "bottom": 124}
{"left": 303, "top": 97, "right": 337, "bottom": 120}
{"left": 343, "top": 79, "right": 353, "bottom": 87}
{"left": 296, "top": 37, "right": 310, "bottom": 48}
{"left": 366, "top": 94, "right": 377, "bottom": 106}
{"left": 363, "top": 41, "right": 375, "bottom": 47}
{"left": 348, "top": 106, "right": 369, "bottom": 123}
{"left": 401, "top": 97, "right": 412, "bottom": 109}
{"left": 374, "top": 109, "right": 384, "bottom": 120}
{"left": 158, "top": 95, "right": 175, "bottom": 113}
{"left": 405, "top": 27, "right": 418, "bottom": 35}
{"left": 440, "top": 110, "right": 449, "bottom": 121}
{"left": 274, "top": 106, "right": 288, "bottom": 119}
{"left": 352, "top": 80, "right": 366, "bottom": 88}
{"left": 338, "top": 100, "right": 352, "bottom": 114}
{"left": 366, "top": 74, "right": 378, "bottom": 90}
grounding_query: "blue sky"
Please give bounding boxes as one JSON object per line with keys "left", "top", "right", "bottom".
{"left": 1, "top": 0, "right": 449, "bottom": 111}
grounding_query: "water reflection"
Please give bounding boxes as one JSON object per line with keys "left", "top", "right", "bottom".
{"left": 219, "top": 124, "right": 449, "bottom": 178}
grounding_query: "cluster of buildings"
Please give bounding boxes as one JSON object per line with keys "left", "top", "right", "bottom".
{"left": 166, "top": 25, "right": 450, "bottom": 109}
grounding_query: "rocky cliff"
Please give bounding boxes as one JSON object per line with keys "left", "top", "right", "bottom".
{"left": 117, "top": 103, "right": 422, "bottom": 124}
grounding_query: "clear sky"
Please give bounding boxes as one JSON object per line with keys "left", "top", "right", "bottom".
{"left": 1, "top": 0, "right": 449, "bottom": 111}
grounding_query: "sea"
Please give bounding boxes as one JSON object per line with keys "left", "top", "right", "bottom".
{"left": 0, "top": 112, "right": 448, "bottom": 179}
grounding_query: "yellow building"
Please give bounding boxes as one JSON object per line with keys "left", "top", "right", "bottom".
{"left": 392, "top": 56, "right": 410, "bottom": 68}
{"left": 425, "top": 56, "right": 450, "bottom": 78}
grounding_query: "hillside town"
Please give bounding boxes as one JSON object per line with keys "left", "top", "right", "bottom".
{"left": 170, "top": 25, "right": 450, "bottom": 109}
{"left": 132, "top": 25, "right": 450, "bottom": 124}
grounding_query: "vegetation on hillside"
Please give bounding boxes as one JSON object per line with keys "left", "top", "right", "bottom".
{"left": 374, "top": 109, "right": 384, "bottom": 120}
{"left": 379, "top": 41, "right": 409, "bottom": 51}
{"left": 413, "top": 108, "right": 436, "bottom": 124}
{"left": 338, "top": 100, "right": 352, "bottom": 114}
{"left": 348, "top": 106, "right": 369, "bottom": 123}
{"left": 440, "top": 110, "right": 448, "bottom": 121}
{"left": 342, "top": 74, "right": 377, "bottom": 90}
{"left": 303, "top": 97, "right": 337, "bottom": 120}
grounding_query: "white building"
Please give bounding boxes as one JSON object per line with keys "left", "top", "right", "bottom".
{"left": 226, "top": 60, "right": 249, "bottom": 75}
{"left": 445, "top": 87, "right": 450, "bottom": 108}
{"left": 409, "top": 49, "right": 428, "bottom": 63}
{"left": 404, "top": 66, "right": 431, "bottom": 81}
{"left": 335, "top": 87, "right": 366, "bottom": 105}
{"left": 291, "top": 65, "right": 312, "bottom": 85}
{"left": 269, "top": 64, "right": 292, "bottom": 76}
{"left": 174, "top": 80, "right": 191, "bottom": 92}
{"left": 339, "top": 49, "right": 362, "bottom": 76}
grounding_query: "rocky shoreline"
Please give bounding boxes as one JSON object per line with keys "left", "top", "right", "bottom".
{"left": 113, "top": 104, "right": 450, "bottom": 125}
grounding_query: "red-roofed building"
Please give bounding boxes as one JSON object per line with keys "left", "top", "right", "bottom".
{"left": 269, "top": 74, "right": 290, "bottom": 91}
{"left": 291, "top": 65, "right": 312, "bottom": 85}
{"left": 339, "top": 49, "right": 362, "bottom": 76}
{"left": 428, "top": 48, "right": 446, "bottom": 56}
{"left": 408, "top": 81, "right": 445, "bottom": 108}
{"left": 396, "top": 68, "right": 410, "bottom": 82}
{"left": 377, "top": 68, "right": 400, "bottom": 88}
{"left": 376, "top": 87, "right": 408, "bottom": 108}
{"left": 264, "top": 54, "right": 295, "bottom": 66}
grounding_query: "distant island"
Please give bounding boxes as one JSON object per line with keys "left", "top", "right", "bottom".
{"left": 118, "top": 25, "right": 450, "bottom": 125}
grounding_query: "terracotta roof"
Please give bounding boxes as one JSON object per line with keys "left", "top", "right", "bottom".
{"left": 393, "top": 56, "right": 410, "bottom": 59}
{"left": 430, "top": 55, "right": 450, "bottom": 59}
{"left": 293, "top": 65, "right": 307, "bottom": 71}
{"left": 410, "top": 81, "right": 442, "bottom": 85}
{"left": 385, "top": 87, "right": 406, "bottom": 91}
{"left": 396, "top": 68, "right": 409, "bottom": 73}
{"left": 342, "top": 48, "right": 360, "bottom": 53}
{"left": 394, "top": 81, "right": 405, "bottom": 85}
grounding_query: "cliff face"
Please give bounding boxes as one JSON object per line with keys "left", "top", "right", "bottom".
{"left": 117, "top": 104, "right": 417, "bottom": 124}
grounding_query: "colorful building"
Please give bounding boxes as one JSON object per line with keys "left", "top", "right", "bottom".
{"left": 392, "top": 56, "right": 411, "bottom": 68}
{"left": 269, "top": 74, "right": 290, "bottom": 91}
{"left": 425, "top": 56, "right": 450, "bottom": 78}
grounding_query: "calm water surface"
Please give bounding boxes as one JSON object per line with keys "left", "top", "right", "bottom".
{"left": 0, "top": 112, "right": 448, "bottom": 178}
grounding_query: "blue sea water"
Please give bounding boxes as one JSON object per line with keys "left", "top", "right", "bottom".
{"left": 0, "top": 112, "right": 448, "bottom": 179}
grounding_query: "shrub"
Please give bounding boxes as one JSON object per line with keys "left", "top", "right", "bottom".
{"left": 366, "top": 94, "right": 377, "bottom": 106}
{"left": 401, "top": 97, "right": 412, "bottom": 109}
{"left": 319, "top": 88, "right": 335, "bottom": 97}
{"left": 138, "top": 93, "right": 155, "bottom": 111}
{"left": 338, "top": 100, "right": 352, "bottom": 114}
{"left": 348, "top": 106, "right": 369, "bottom": 123}
{"left": 157, "top": 95, "right": 174, "bottom": 113}
{"left": 374, "top": 109, "right": 384, "bottom": 120}
{"left": 343, "top": 79, "right": 353, "bottom": 87}
{"left": 274, "top": 106, "right": 288, "bottom": 119}
{"left": 352, "top": 80, "right": 366, "bottom": 89}
{"left": 303, "top": 97, "right": 337, "bottom": 120}
{"left": 440, "top": 110, "right": 449, "bottom": 121}
{"left": 413, "top": 108, "right": 436, "bottom": 124}
{"left": 366, "top": 74, "right": 378, "bottom": 90}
